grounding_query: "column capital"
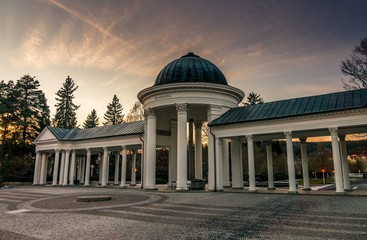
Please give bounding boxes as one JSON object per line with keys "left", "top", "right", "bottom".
{"left": 245, "top": 135, "right": 253, "bottom": 141}
{"left": 54, "top": 149, "right": 60, "bottom": 153}
{"left": 176, "top": 103, "right": 188, "bottom": 113}
{"left": 103, "top": 146, "right": 108, "bottom": 151}
{"left": 284, "top": 131, "right": 292, "bottom": 138}
{"left": 329, "top": 127, "right": 338, "bottom": 136}
{"left": 64, "top": 149, "right": 71, "bottom": 153}
{"left": 299, "top": 137, "right": 307, "bottom": 143}
{"left": 145, "top": 108, "right": 156, "bottom": 118}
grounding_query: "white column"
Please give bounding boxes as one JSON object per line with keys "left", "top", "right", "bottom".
{"left": 131, "top": 151, "right": 137, "bottom": 186}
{"left": 339, "top": 135, "right": 351, "bottom": 191}
{"left": 215, "top": 137, "right": 223, "bottom": 191}
{"left": 194, "top": 121, "right": 203, "bottom": 179}
{"left": 62, "top": 149, "right": 70, "bottom": 185}
{"left": 284, "top": 132, "right": 297, "bottom": 193}
{"left": 114, "top": 152, "right": 120, "bottom": 185}
{"left": 300, "top": 138, "right": 311, "bottom": 191}
{"left": 231, "top": 139, "right": 242, "bottom": 188}
{"left": 246, "top": 135, "right": 256, "bottom": 192}
{"left": 39, "top": 153, "right": 47, "bottom": 185}
{"left": 188, "top": 119, "right": 194, "bottom": 180}
{"left": 33, "top": 150, "right": 41, "bottom": 185}
{"left": 43, "top": 155, "right": 49, "bottom": 184}
{"left": 80, "top": 156, "right": 85, "bottom": 184}
{"left": 105, "top": 152, "right": 110, "bottom": 184}
{"left": 142, "top": 119, "right": 147, "bottom": 188}
{"left": 59, "top": 151, "right": 65, "bottom": 185}
{"left": 101, "top": 147, "right": 108, "bottom": 186}
{"left": 84, "top": 148, "right": 91, "bottom": 186}
{"left": 222, "top": 139, "right": 230, "bottom": 187}
{"left": 69, "top": 150, "right": 76, "bottom": 185}
{"left": 120, "top": 145, "right": 127, "bottom": 188}
{"left": 52, "top": 149, "right": 60, "bottom": 186}
{"left": 266, "top": 142, "right": 275, "bottom": 190}
{"left": 76, "top": 158, "right": 81, "bottom": 181}
{"left": 329, "top": 128, "right": 344, "bottom": 193}
{"left": 98, "top": 153, "right": 102, "bottom": 184}
{"left": 176, "top": 104, "right": 188, "bottom": 191}
{"left": 145, "top": 108, "right": 157, "bottom": 190}
{"left": 207, "top": 105, "right": 222, "bottom": 191}
{"left": 169, "top": 120, "right": 177, "bottom": 185}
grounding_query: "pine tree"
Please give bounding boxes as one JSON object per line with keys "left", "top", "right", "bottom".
{"left": 243, "top": 92, "right": 264, "bottom": 106}
{"left": 53, "top": 76, "right": 79, "bottom": 129}
{"left": 103, "top": 94, "right": 124, "bottom": 125}
{"left": 15, "top": 75, "right": 50, "bottom": 144}
{"left": 83, "top": 109, "right": 99, "bottom": 128}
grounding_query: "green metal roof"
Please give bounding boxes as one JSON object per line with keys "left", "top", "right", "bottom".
{"left": 46, "top": 121, "right": 144, "bottom": 141}
{"left": 210, "top": 89, "right": 367, "bottom": 126}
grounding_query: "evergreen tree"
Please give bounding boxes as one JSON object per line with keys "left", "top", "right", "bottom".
{"left": 243, "top": 91, "right": 264, "bottom": 106}
{"left": 15, "top": 75, "right": 50, "bottom": 144}
{"left": 83, "top": 109, "right": 99, "bottom": 128}
{"left": 53, "top": 76, "right": 79, "bottom": 129}
{"left": 103, "top": 94, "right": 124, "bottom": 125}
{"left": 0, "top": 80, "right": 18, "bottom": 152}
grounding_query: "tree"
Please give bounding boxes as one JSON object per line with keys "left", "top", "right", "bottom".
{"left": 16, "top": 75, "right": 50, "bottom": 144}
{"left": 341, "top": 37, "right": 367, "bottom": 89}
{"left": 243, "top": 91, "right": 264, "bottom": 106}
{"left": 0, "top": 80, "right": 19, "bottom": 152}
{"left": 125, "top": 101, "right": 144, "bottom": 122}
{"left": 53, "top": 76, "right": 80, "bottom": 129}
{"left": 103, "top": 94, "right": 124, "bottom": 125}
{"left": 83, "top": 109, "right": 99, "bottom": 128}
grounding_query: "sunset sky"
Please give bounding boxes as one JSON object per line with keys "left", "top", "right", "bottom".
{"left": 1, "top": 0, "right": 366, "bottom": 125}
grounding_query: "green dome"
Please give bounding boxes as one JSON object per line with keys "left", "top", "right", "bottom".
{"left": 154, "top": 52, "right": 228, "bottom": 86}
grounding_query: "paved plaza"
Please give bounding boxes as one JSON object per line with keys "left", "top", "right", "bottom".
{"left": 1, "top": 185, "right": 367, "bottom": 239}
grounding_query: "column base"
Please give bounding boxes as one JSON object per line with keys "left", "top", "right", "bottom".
{"left": 267, "top": 187, "right": 275, "bottom": 190}
{"left": 176, "top": 187, "right": 189, "bottom": 192}
{"left": 119, "top": 185, "right": 128, "bottom": 189}
{"left": 248, "top": 189, "right": 257, "bottom": 193}
{"left": 302, "top": 187, "right": 311, "bottom": 191}
{"left": 336, "top": 191, "right": 346, "bottom": 195}
{"left": 83, "top": 184, "right": 90, "bottom": 187}
{"left": 288, "top": 190, "right": 298, "bottom": 194}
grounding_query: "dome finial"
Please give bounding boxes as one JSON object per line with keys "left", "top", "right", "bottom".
{"left": 182, "top": 52, "right": 199, "bottom": 58}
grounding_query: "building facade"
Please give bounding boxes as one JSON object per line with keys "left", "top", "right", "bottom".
{"left": 33, "top": 52, "right": 367, "bottom": 194}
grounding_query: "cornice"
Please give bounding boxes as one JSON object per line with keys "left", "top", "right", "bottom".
{"left": 137, "top": 82, "right": 244, "bottom": 103}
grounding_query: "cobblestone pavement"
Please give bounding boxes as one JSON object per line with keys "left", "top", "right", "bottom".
{"left": 1, "top": 186, "right": 367, "bottom": 239}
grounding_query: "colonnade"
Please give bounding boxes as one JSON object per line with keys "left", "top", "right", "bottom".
{"left": 214, "top": 127, "right": 351, "bottom": 194}
{"left": 33, "top": 146, "right": 140, "bottom": 187}
{"left": 144, "top": 104, "right": 207, "bottom": 191}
